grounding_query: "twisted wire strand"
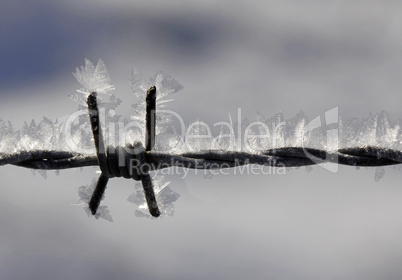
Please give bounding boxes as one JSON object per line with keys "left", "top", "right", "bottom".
{"left": 1, "top": 146, "right": 401, "bottom": 171}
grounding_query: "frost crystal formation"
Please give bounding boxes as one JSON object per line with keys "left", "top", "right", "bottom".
{"left": 73, "top": 58, "right": 115, "bottom": 95}
{"left": 129, "top": 68, "right": 184, "bottom": 152}
{"left": 77, "top": 180, "right": 113, "bottom": 222}
{"left": 128, "top": 175, "right": 180, "bottom": 218}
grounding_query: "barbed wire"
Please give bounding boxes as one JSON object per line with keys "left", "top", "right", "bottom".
{"left": 1, "top": 87, "right": 402, "bottom": 217}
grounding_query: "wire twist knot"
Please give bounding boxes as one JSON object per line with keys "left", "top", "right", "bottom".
{"left": 100, "top": 143, "right": 149, "bottom": 181}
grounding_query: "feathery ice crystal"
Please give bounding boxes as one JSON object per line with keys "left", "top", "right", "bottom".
{"left": 73, "top": 58, "right": 115, "bottom": 95}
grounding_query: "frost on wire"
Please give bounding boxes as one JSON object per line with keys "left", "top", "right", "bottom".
{"left": 130, "top": 68, "right": 184, "bottom": 153}
{"left": 1, "top": 59, "right": 402, "bottom": 220}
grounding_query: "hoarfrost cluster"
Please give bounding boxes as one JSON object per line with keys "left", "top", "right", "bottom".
{"left": 77, "top": 179, "right": 113, "bottom": 222}
{"left": 73, "top": 58, "right": 115, "bottom": 96}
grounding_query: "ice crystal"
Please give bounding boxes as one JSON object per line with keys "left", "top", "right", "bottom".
{"left": 129, "top": 68, "right": 183, "bottom": 150}
{"left": 73, "top": 59, "right": 115, "bottom": 95}
{"left": 186, "top": 120, "right": 212, "bottom": 152}
{"left": 338, "top": 112, "right": 401, "bottom": 150}
{"left": 211, "top": 122, "right": 235, "bottom": 151}
{"left": 0, "top": 120, "right": 15, "bottom": 152}
{"left": 77, "top": 179, "right": 113, "bottom": 222}
{"left": 374, "top": 167, "right": 386, "bottom": 182}
{"left": 127, "top": 174, "right": 180, "bottom": 218}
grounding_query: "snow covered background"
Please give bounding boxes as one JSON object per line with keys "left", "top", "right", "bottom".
{"left": 2, "top": 1, "right": 402, "bottom": 279}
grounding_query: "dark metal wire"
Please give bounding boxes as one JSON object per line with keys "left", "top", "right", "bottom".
{"left": 1, "top": 87, "right": 402, "bottom": 217}
{"left": 3, "top": 147, "right": 401, "bottom": 171}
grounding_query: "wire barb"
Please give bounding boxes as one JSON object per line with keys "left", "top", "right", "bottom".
{"left": 145, "top": 86, "right": 156, "bottom": 152}
{"left": 87, "top": 92, "right": 110, "bottom": 214}
{"left": 88, "top": 173, "right": 109, "bottom": 215}
{"left": 86, "top": 89, "right": 160, "bottom": 217}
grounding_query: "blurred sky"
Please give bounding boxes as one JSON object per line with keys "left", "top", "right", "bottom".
{"left": 2, "top": 1, "right": 402, "bottom": 279}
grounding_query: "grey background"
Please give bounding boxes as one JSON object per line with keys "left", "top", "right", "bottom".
{"left": 1, "top": 1, "right": 402, "bottom": 279}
